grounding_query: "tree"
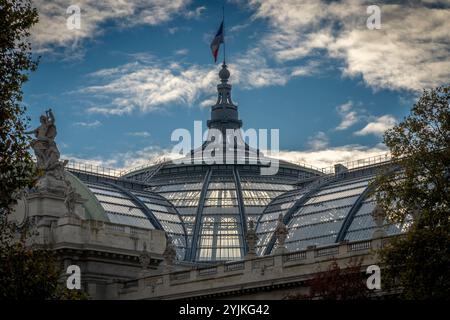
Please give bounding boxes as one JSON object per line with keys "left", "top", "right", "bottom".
{"left": 285, "top": 259, "right": 369, "bottom": 300}
{"left": 373, "top": 85, "right": 450, "bottom": 299}
{"left": 0, "top": 218, "right": 89, "bottom": 299}
{"left": 0, "top": 0, "right": 87, "bottom": 300}
{"left": 0, "top": 0, "right": 38, "bottom": 214}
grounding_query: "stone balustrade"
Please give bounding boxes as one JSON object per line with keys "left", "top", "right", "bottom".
{"left": 50, "top": 216, "right": 166, "bottom": 254}
{"left": 112, "top": 237, "right": 384, "bottom": 300}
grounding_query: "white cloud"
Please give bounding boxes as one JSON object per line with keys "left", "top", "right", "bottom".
{"left": 229, "top": 23, "right": 251, "bottom": 33}
{"left": 307, "top": 131, "right": 329, "bottom": 150}
{"left": 73, "top": 120, "right": 101, "bottom": 127}
{"left": 126, "top": 131, "right": 151, "bottom": 137}
{"left": 63, "top": 145, "right": 182, "bottom": 172}
{"left": 275, "top": 144, "right": 389, "bottom": 169}
{"left": 355, "top": 115, "right": 397, "bottom": 136}
{"left": 80, "top": 60, "right": 218, "bottom": 115}
{"left": 200, "top": 97, "right": 217, "bottom": 108}
{"left": 31, "top": 0, "right": 192, "bottom": 52}
{"left": 231, "top": 48, "right": 317, "bottom": 90}
{"left": 79, "top": 48, "right": 316, "bottom": 115}
{"left": 336, "top": 101, "right": 359, "bottom": 130}
{"left": 185, "top": 6, "right": 206, "bottom": 19}
{"left": 248, "top": 0, "right": 450, "bottom": 91}
{"left": 174, "top": 48, "right": 189, "bottom": 55}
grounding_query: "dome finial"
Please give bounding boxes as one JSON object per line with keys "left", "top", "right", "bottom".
{"left": 219, "top": 63, "right": 230, "bottom": 83}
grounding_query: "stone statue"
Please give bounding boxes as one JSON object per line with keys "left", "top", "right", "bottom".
{"left": 274, "top": 213, "right": 288, "bottom": 252}
{"left": 64, "top": 181, "right": 77, "bottom": 216}
{"left": 245, "top": 220, "right": 258, "bottom": 256}
{"left": 26, "top": 109, "right": 68, "bottom": 191}
{"left": 26, "top": 109, "right": 59, "bottom": 169}
{"left": 154, "top": 237, "right": 177, "bottom": 273}
{"left": 163, "top": 238, "right": 177, "bottom": 265}
{"left": 139, "top": 242, "right": 151, "bottom": 270}
{"left": 371, "top": 204, "right": 386, "bottom": 239}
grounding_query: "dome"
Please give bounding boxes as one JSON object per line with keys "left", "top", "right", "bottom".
{"left": 67, "top": 65, "right": 406, "bottom": 263}
{"left": 123, "top": 159, "right": 321, "bottom": 261}
{"left": 256, "top": 166, "right": 406, "bottom": 255}
{"left": 65, "top": 169, "right": 188, "bottom": 259}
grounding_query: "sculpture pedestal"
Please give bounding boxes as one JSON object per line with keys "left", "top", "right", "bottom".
{"left": 274, "top": 247, "right": 288, "bottom": 255}
{"left": 244, "top": 253, "right": 256, "bottom": 260}
{"left": 35, "top": 175, "right": 67, "bottom": 195}
{"left": 27, "top": 190, "right": 85, "bottom": 221}
{"left": 372, "top": 229, "right": 386, "bottom": 239}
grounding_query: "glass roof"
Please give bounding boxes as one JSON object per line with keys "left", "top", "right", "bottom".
{"left": 196, "top": 168, "right": 243, "bottom": 261}
{"left": 87, "top": 184, "right": 154, "bottom": 229}
{"left": 64, "top": 65, "right": 405, "bottom": 264}
{"left": 282, "top": 175, "right": 373, "bottom": 252}
{"left": 69, "top": 159, "right": 406, "bottom": 263}
{"left": 150, "top": 168, "right": 208, "bottom": 249}
{"left": 133, "top": 163, "right": 307, "bottom": 262}
{"left": 255, "top": 171, "right": 412, "bottom": 255}
{"left": 86, "top": 182, "right": 187, "bottom": 259}
{"left": 344, "top": 197, "right": 410, "bottom": 241}
{"left": 255, "top": 188, "right": 308, "bottom": 255}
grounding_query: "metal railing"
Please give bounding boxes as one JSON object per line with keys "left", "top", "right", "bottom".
{"left": 65, "top": 160, "right": 126, "bottom": 178}
{"left": 64, "top": 152, "right": 393, "bottom": 182}
{"left": 320, "top": 153, "right": 392, "bottom": 175}
{"left": 121, "top": 157, "right": 172, "bottom": 176}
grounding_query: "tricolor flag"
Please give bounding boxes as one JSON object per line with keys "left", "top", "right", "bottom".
{"left": 210, "top": 21, "right": 224, "bottom": 63}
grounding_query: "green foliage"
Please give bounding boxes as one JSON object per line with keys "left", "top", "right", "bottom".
{"left": 0, "top": 217, "right": 89, "bottom": 300}
{"left": 379, "top": 226, "right": 450, "bottom": 299}
{"left": 0, "top": 1, "right": 88, "bottom": 300}
{"left": 0, "top": 0, "right": 39, "bottom": 213}
{"left": 374, "top": 86, "right": 450, "bottom": 225}
{"left": 285, "top": 259, "right": 369, "bottom": 300}
{"left": 373, "top": 85, "right": 450, "bottom": 299}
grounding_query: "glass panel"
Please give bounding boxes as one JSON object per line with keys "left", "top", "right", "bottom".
{"left": 88, "top": 186, "right": 123, "bottom": 197}
{"left": 197, "top": 215, "right": 243, "bottom": 261}
{"left": 308, "top": 186, "right": 366, "bottom": 204}
{"left": 94, "top": 194, "right": 136, "bottom": 207}
{"left": 317, "top": 179, "right": 371, "bottom": 195}
{"left": 286, "top": 235, "right": 336, "bottom": 251}
{"left": 101, "top": 203, "right": 146, "bottom": 217}
{"left": 107, "top": 213, "right": 154, "bottom": 229}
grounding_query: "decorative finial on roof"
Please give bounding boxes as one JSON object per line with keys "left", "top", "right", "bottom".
{"left": 207, "top": 63, "right": 242, "bottom": 131}
{"left": 219, "top": 63, "right": 230, "bottom": 83}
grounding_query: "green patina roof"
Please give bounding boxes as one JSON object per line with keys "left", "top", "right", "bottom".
{"left": 65, "top": 171, "right": 109, "bottom": 222}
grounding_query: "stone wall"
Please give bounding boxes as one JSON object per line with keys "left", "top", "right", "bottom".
{"left": 111, "top": 238, "right": 385, "bottom": 300}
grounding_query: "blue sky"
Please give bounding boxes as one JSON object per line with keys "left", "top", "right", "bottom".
{"left": 24, "top": 0, "right": 450, "bottom": 169}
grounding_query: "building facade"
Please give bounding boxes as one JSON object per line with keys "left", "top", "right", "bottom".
{"left": 10, "top": 64, "right": 407, "bottom": 299}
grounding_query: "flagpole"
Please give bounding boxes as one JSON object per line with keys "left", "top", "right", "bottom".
{"left": 222, "top": 5, "right": 226, "bottom": 65}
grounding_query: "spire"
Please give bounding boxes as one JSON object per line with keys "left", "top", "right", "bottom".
{"left": 207, "top": 63, "right": 242, "bottom": 132}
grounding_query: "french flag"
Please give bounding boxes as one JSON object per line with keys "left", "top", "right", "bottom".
{"left": 210, "top": 21, "right": 224, "bottom": 63}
